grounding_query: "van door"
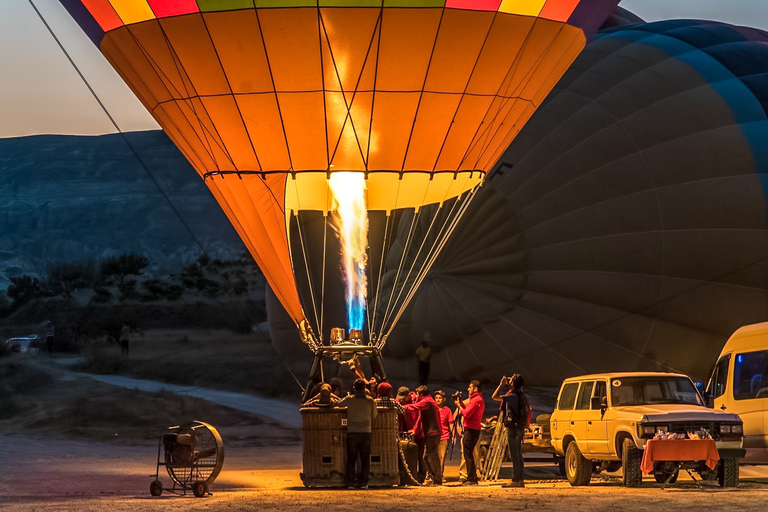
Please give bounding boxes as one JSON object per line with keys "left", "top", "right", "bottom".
{"left": 586, "top": 380, "right": 609, "bottom": 456}
{"left": 727, "top": 351, "right": 768, "bottom": 463}
{"left": 570, "top": 381, "right": 594, "bottom": 453}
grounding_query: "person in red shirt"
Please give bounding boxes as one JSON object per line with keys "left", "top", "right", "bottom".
{"left": 404, "top": 385, "right": 443, "bottom": 485}
{"left": 455, "top": 380, "right": 485, "bottom": 485}
{"left": 434, "top": 391, "right": 454, "bottom": 472}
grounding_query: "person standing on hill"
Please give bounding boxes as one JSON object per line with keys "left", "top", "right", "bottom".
{"left": 336, "top": 379, "right": 378, "bottom": 489}
{"left": 45, "top": 321, "right": 55, "bottom": 353}
{"left": 119, "top": 323, "right": 131, "bottom": 356}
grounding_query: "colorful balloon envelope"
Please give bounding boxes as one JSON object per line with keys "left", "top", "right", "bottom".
{"left": 60, "top": 0, "right": 618, "bottom": 351}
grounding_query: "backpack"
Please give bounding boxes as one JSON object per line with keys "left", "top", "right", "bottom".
{"left": 503, "top": 391, "right": 532, "bottom": 430}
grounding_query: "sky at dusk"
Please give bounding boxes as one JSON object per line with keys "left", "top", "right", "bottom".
{"left": 1, "top": 0, "right": 768, "bottom": 138}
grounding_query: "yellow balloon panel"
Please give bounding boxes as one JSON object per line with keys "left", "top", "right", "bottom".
{"left": 284, "top": 171, "right": 482, "bottom": 214}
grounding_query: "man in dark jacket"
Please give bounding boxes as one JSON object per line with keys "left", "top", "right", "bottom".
{"left": 404, "top": 385, "right": 443, "bottom": 485}
{"left": 337, "top": 379, "right": 378, "bottom": 489}
{"left": 493, "top": 374, "right": 528, "bottom": 487}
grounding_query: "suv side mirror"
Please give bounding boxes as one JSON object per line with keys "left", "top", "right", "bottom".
{"left": 591, "top": 396, "right": 608, "bottom": 413}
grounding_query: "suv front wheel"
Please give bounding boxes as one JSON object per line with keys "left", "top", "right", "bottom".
{"left": 622, "top": 438, "right": 642, "bottom": 487}
{"left": 565, "top": 442, "right": 592, "bottom": 486}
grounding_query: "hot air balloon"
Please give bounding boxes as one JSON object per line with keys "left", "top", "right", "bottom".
{"left": 285, "top": 17, "right": 767, "bottom": 387}
{"left": 59, "top": 0, "right": 619, "bottom": 393}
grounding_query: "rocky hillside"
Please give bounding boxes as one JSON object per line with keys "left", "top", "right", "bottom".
{"left": 0, "top": 131, "right": 243, "bottom": 288}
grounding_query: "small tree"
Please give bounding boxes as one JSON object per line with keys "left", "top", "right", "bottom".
{"left": 7, "top": 275, "right": 42, "bottom": 310}
{"left": 100, "top": 253, "right": 149, "bottom": 286}
{"left": 48, "top": 261, "right": 96, "bottom": 298}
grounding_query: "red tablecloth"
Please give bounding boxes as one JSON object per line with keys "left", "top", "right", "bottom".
{"left": 640, "top": 438, "right": 719, "bottom": 474}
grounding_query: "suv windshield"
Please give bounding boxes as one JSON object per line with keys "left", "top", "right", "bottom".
{"left": 610, "top": 376, "right": 702, "bottom": 406}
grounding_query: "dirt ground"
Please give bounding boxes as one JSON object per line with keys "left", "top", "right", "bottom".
{"left": 3, "top": 434, "right": 768, "bottom": 512}
{"left": 3, "top": 338, "right": 768, "bottom": 510}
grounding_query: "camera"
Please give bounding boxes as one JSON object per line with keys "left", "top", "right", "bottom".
{"left": 451, "top": 391, "right": 463, "bottom": 400}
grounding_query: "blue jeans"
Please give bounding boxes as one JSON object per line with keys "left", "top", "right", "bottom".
{"left": 345, "top": 432, "right": 371, "bottom": 487}
{"left": 507, "top": 427, "right": 525, "bottom": 483}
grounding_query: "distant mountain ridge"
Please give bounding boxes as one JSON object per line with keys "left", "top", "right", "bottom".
{"left": 0, "top": 131, "right": 243, "bottom": 289}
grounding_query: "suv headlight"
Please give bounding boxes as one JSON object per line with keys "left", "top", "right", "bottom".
{"left": 733, "top": 424, "right": 743, "bottom": 434}
{"left": 642, "top": 426, "right": 655, "bottom": 435}
{"left": 656, "top": 426, "right": 668, "bottom": 433}
{"left": 721, "top": 425, "right": 731, "bottom": 434}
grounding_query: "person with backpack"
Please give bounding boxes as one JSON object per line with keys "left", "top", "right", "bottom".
{"left": 493, "top": 374, "right": 531, "bottom": 488}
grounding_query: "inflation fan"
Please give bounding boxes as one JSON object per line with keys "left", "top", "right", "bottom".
{"left": 150, "top": 421, "right": 224, "bottom": 497}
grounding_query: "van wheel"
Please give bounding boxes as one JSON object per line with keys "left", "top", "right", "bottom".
{"left": 565, "top": 442, "right": 592, "bottom": 486}
{"left": 718, "top": 458, "right": 739, "bottom": 487}
{"left": 622, "top": 438, "right": 642, "bottom": 487}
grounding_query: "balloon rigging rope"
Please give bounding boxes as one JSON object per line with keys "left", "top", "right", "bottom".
{"left": 25, "top": 0, "right": 205, "bottom": 256}
{"left": 378, "top": 180, "right": 460, "bottom": 334}
{"left": 368, "top": 210, "right": 394, "bottom": 340}
{"left": 381, "top": 185, "right": 479, "bottom": 346}
{"left": 28, "top": 0, "right": 307, "bottom": 393}
{"left": 295, "top": 212, "right": 323, "bottom": 336}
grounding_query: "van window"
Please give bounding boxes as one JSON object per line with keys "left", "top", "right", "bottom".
{"left": 558, "top": 383, "right": 579, "bottom": 410}
{"left": 734, "top": 350, "right": 768, "bottom": 400}
{"left": 576, "top": 381, "right": 595, "bottom": 410}
{"left": 707, "top": 356, "right": 730, "bottom": 399}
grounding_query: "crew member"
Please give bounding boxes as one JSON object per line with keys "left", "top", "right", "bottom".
{"left": 434, "top": 390, "right": 454, "bottom": 471}
{"left": 493, "top": 374, "right": 528, "bottom": 488}
{"left": 404, "top": 385, "right": 443, "bottom": 485}
{"left": 336, "top": 379, "right": 378, "bottom": 489}
{"left": 415, "top": 340, "right": 431, "bottom": 385}
{"left": 455, "top": 380, "right": 484, "bottom": 485}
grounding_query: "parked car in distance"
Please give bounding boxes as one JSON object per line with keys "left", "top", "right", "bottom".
{"left": 550, "top": 372, "right": 744, "bottom": 488}
{"left": 706, "top": 321, "right": 768, "bottom": 464}
{"left": 4, "top": 334, "right": 39, "bottom": 353}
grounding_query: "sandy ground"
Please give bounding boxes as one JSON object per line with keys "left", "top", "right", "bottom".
{"left": 3, "top": 348, "right": 768, "bottom": 510}
{"left": 3, "top": 434, "right": 768, "bottom": 512}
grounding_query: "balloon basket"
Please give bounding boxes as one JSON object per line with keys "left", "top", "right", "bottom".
{"left": 299, "top": 407, "right": 399, "bottom": 488}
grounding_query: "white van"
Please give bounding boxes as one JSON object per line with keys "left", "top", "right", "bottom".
{"left": 706, "top": 322, "right": 768, "bottom": 464}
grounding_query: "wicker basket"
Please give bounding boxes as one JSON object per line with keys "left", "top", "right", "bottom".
{"left": 301, "top": 407, "right": 399, "bottom": 487}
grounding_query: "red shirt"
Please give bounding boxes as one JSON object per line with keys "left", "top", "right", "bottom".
{"left": 398, "top": 398, "right": 421, "bottom": 437}
{"left": 459, "top": 391, "right": 484, "bottom": 430}
{"left": 404, "top": 395, "right": 441, "bottom": 438}
{"left": 438, "top": 406, "right": 453, "bottom": 441}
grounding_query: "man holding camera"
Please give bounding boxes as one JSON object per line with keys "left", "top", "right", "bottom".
{"left": 455, "top": 380, "right": 485, "bottom": 485}
{"left": 493, "top": 374, "right": 529, "bottom": 488}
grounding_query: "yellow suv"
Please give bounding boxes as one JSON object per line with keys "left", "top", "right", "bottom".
{"left": 550, "top": 372, "right": 744, "bottom": 487}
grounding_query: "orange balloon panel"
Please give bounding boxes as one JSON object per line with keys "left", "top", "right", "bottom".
{"left": 98, "top": 6, "right": 587, "bottom": 326}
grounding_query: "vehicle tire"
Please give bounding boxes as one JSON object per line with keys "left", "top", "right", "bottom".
{"left": 718, "top": 458, "right": 739, "bottom": 488}
{"left": 192, "top": 480, "right": 207, "bottom": 497}
{"left": 622, "top": 438, "right": 643, "bottom": 487}
{"left": 557, "top": 457, "right": 566, "bottom": 477}
{"left": 565, "top": 442, "right": 592, "bottom": 486}
{"left": 149, "top": 479, "right": 163, "bottom": 496}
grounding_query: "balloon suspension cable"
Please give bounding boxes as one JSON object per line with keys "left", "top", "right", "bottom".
{"left": 378, "top": 184, "right": 479, "bottom": 350}
{"left": 25, "top": 0, "right": 205, "bottom": 256}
